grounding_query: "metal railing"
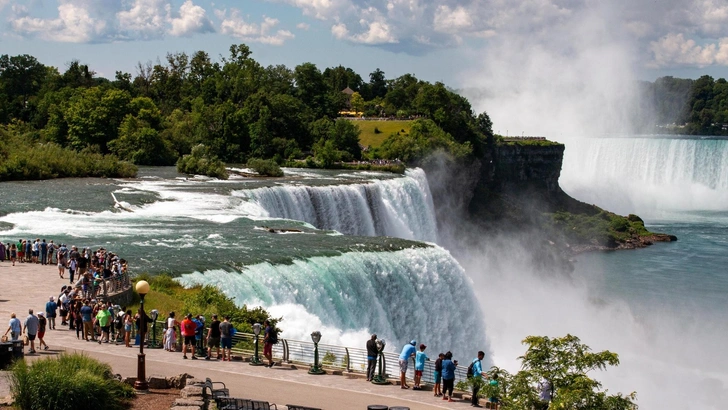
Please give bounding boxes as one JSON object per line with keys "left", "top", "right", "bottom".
{"left": 126, "top": 324, "right": 470, "bottom": 386}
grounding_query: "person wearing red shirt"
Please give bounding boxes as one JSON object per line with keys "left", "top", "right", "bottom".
{"left": 180, "top": 313, "right": 198, "bottom": 360}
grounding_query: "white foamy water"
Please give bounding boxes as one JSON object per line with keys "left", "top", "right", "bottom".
{"left": 561, "top": 137, "right": 728, "bottom": 216}
{"left": 234, "top": 168, "right": 438, "bottom": 241}
{"left": 177, "top": 246, "right": 487, "bottom": 359}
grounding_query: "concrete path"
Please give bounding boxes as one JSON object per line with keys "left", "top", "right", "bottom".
{"left": 0, "top": 262, "right": 477, "bottom": 410}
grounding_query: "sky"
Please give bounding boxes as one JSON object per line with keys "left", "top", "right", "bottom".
{"left": 2, "top": 0, "right": 728, "bottom": 85}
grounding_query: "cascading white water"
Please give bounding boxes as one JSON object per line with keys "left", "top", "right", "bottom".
{"left": 177, "top": 246, "right": 487, "bottom": 359}
{"left": 561, "top": 137, "right": 728, "bottom": 215}
{"left": 235, "top": 168, "right": 438, "bottom": 242}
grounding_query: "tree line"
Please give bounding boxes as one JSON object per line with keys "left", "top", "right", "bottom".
{"left": 0, "top": 45, "right": 494, "bottom": 179}
{"left": 640, "top": 75, "right": 728, "bottom": 135}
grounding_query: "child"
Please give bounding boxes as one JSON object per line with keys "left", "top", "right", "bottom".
{"left": 433, "top": 352, "right": 444, "bottom": 396}
{"left": 414, "top": 343, "right": 429, "bottom": 390}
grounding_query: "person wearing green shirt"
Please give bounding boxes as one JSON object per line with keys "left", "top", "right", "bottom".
{"left": 96, "top": 307, "right": 112, "bottom": 344}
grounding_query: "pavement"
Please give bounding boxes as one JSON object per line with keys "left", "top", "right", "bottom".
{"left": 0, "top": 262, "right": 475, "bottom": 410}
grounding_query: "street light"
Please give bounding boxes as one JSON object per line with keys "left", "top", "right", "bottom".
{"left": 149, "top": 309, "right": 159, "bottom": 348}
{"left": 134, "top": 280, "right": 150, "bottom": 392}
{"left": 308, "top": 331, "right": 325, "bottom": 374}
{"left": 371, "top": 338, "right": 388, "bottom": 385}
{"left": 249, "top": 323, "right": 264, "bottom": 366}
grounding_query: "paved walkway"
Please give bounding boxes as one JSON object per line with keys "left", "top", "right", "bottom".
{"left": 0, "top": 262, "right": 473, "bottom": 409}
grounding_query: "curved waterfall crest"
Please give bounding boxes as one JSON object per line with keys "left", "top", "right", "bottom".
{"left": 237, "top": 168, "right": 438, "bottom": 242}
{"left": 177, "top": 246, "right": 487, "bottom": 359}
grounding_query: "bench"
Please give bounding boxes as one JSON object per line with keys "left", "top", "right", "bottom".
{"left": 204, "top": 377, "right": 230, "bottom": 400}
{"left": 286, "top": 405, "right": 322, "bottom": 410}
{"left": 215, "top": 397, "right": 278, "bottom": 410}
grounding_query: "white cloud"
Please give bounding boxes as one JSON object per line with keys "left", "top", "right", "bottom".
{"left": 11, "top": 1, "right": 110, "bottom": 43}
{"left": 117, "top": 0, "right": 170, "bottom": 40}
{"left": 296, "top": 22, "right": 310, "bottom": 30}
{"left": 8, "top": 0, "right": 214, "bottom": 42}
{"left": 170, "top": 0, "right": 214, "bottom": 37}
{"left": 650, "top": 33, "right": 728, "bottom": 67}
{"left": 433, "top": 5, "right": 473, "bottom": 34}
{"left": 218, "top": 9, "right": 295, "bottom": 45}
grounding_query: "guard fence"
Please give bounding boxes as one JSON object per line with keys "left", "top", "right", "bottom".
{"left": 127, "top": 323, "right": 470, "bottom": 386}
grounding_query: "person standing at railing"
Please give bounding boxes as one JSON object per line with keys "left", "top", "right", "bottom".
{"left": 219, "top": 316, "right": 233, "bottom": 361}
{"left": 206, "top": 314, "right": 222, "bottom": 360}
{"left": 441, "top": 352, "right": 457, "bottom": 402}
{"left": 469, "top": 350, "right": 486, "bottom": 407}
{"left": 262, "top": 319, "right": 276, "bottom": 368}
{"left": 398, "top": 340, "right": 417, "bottom": 389}
{"left": 181, "top": 313, "right": 198, "bottom": 360}
{"left": 164, "top": 312, "right": 179, "bottom": 352}
{"left": 365, "top": 334, "right": 378, "bottom": 381}
{"left": 414, "top": 343, "right": 429, "bottom": 390}
{"left": 433, "top": 352, "right": 445, "bottom": 397}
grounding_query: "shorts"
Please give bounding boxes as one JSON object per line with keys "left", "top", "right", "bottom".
{"left": 37, "top": 331, "right": 45, "bottom": 339}
{"left": 32, "top": 251, "right": 38, "bottom": 257}
{"left": 415, "top": 370, "right": 423, "bottom": 377}
{"left": 125, "top": 324, "right": 132, "bottom": 332}
{"left": 398, "top": 358, "right": 409, "bottom": 374}
{"left": 207, "top": 337, "right": 220, "bottom": 348}
{"left": 220, "top": 337, "right": 232, "bottom": 349}
{"left": 101, "top": 326, "right": 110, "bottom": 334}
{"left": 27, "top": 334, "right": 36, "bottom": 341}
{"left": 263, "top": 342, "right": 272, "bottom": 356}
{"left": 434, "top": 371, "right": 442, "bottom": 383}
{"left": 184, "top": 336, "right": 196, "bottom": 346}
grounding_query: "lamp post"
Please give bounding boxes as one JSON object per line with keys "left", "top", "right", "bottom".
{"left": 308, "top": 331, "right": 325, "bottom": 375}
{"left": 134, "top": 280, "right": 150, "bottom": 392}
{"left": 249, "top": 323, "right": 264, "bottom": 366}
{"left": 149, "top": 309, "right": 159, "bottom": 348}
{"left": 371, "top": 338, "right": 389, "bottom": 384}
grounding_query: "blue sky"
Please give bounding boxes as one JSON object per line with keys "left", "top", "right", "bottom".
{"left": 1, "top": 0, "right": 727, "bottom": 87}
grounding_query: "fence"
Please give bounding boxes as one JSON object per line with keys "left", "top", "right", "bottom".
{"left": 126, "top": 324, "right": 470, "bottom": 385}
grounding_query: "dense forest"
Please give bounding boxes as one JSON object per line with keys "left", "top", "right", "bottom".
{"left": 0, "top": 45, "right": 493, "bottom": 180}
{"left": 641, "top": 74, "right": 728, "bottom": 135}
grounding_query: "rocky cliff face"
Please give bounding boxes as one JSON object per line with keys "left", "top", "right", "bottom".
{"left": 491, "top": 144, "right": 565, "bottom": 193}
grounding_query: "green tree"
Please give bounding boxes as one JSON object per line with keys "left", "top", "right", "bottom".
{"left": 64, "top": 87, "right": 132, "bottom": 151}
{"left": 350, "top": 92, "right": 365, "bottom": 114}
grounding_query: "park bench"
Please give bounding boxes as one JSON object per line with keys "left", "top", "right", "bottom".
{"left": 286, "top": 405, "right": 322, "bottom": 410}
{"left": 204, "top": 377, "right": 230, "bottom": 400}
{"left": 215, "top": 397, "right": 278, "bottom": 410}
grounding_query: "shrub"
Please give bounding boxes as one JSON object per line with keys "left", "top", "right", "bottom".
{"left": 247, "top": 158, "right": 284, "bottom": 177}
{"left": 176, "top": 144, "right": 228, "bottom": 179}
{"left": 9, "top": 353, "right": 134, "bottom": 410}
{"left": 373, "top": 127, "right": 382, "bottom": 134}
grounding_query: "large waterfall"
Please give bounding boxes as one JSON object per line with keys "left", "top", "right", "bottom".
{"left": 235, "top": 168, "right": 438, "bottom": 242}
{"left": 177, "top": 246, "right": 486, "bottom": 359}
{"left": 561, "top": 137, "right": 728, "bottom": 215}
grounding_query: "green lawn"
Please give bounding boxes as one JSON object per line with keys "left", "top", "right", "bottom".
{"left": 352, "top": 120, "right": 413, "bottom": 148}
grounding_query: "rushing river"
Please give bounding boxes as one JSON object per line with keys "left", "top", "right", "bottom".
{"left": 1, "top": 137, "right": 726, "bottom": 409}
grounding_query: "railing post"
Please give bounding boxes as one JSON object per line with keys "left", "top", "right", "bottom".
{"left": 345, "top": 348, "right": 351, "bottom": 372}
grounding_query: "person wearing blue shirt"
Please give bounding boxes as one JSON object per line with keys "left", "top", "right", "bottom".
{"left": 45, "top": 297, "right": 58, "bottom": 330}
{"left": 398, "top": 340, "right": 417, "bottom": 389}
{"left": 80, "top": 301, "right": 94, "bottom": 341}
{"left": 441, "top": 351, "right": 457, "bottom": 402}
{"left": 4, "top": 313, "right": 22, "bottom": 341}
{"left": 414, "top": 344, "right": 429, "bottom": 390}
{"left": 470, "top": 351, "right": 486, "bottom": 407}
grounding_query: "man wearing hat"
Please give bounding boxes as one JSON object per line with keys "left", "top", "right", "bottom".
{"left": 45, "top": 296, "right": 58, "bottom": 330}
{"left": 398, "top": 339, "right": 417, "bottom": 389}
{"left": 365, "top": 334, "right": 378, "bottom": 381}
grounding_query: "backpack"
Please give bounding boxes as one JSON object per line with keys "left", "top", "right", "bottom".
{"left": 467, "top": 359, "right": 477, "bottom": 378}
{"left": 268, "top": 328, "right": 278, "bottom": 344}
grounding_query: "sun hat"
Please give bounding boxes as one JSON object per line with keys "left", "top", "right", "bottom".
{"left": 410, "top": 340, "right": 416, "bottom": 345}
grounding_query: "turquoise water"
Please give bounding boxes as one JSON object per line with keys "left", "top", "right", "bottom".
{"left": 1, "top": 137, "right": 727, "bottom": 408}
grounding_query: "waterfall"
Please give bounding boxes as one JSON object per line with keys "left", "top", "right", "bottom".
{"left": 236, "top": 168, "right": 438, "bottom": 242}
{"left": 177, "top": 246, "right": 487, "bottom": 359}
{"left": 561, "top": 137, "right": 728, "bottom": 214}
